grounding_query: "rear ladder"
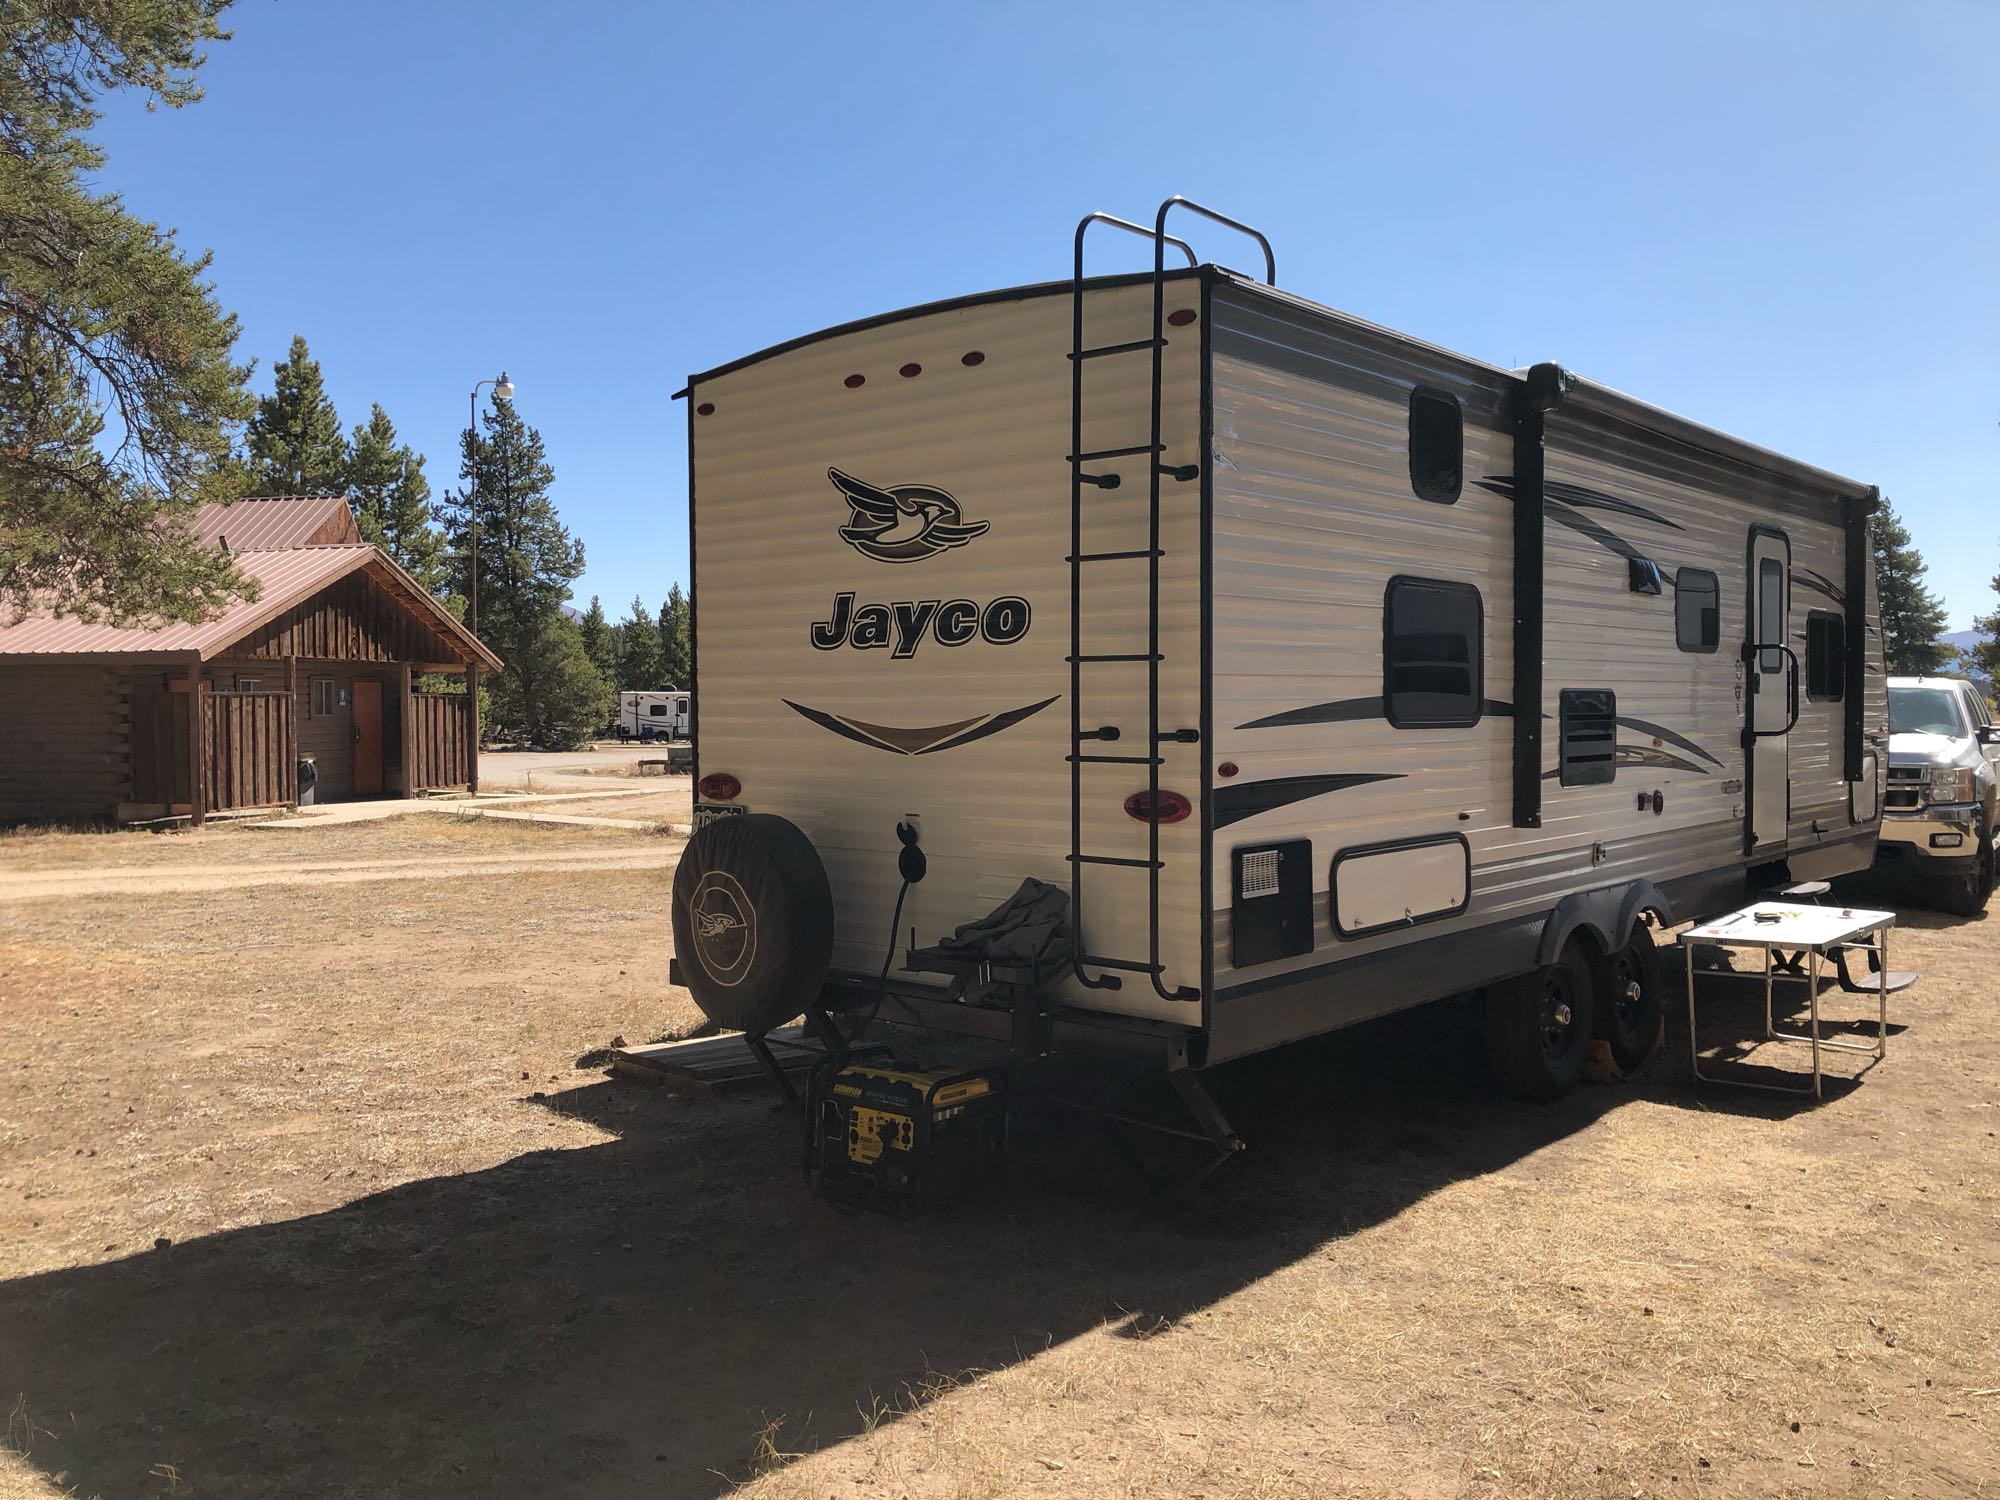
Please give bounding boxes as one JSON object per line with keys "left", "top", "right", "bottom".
{"left": 1066, "top": 197, "right": 1276, "bottom": 1002}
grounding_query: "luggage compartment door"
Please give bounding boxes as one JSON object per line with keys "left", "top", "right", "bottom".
{"left": 1745, "top": 527, "right": 1794, "bottom": 852}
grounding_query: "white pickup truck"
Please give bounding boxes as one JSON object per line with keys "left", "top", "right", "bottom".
{"left": 1876, "top": 676, "right": 2000, "bottom": 914}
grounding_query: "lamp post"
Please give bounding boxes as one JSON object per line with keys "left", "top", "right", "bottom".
{"left": 466, "top": 370, "right": 514, "bottom": 637}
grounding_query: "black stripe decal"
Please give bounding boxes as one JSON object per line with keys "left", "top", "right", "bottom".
{"left": 1792, "top": 566, "right": 1848, "bottom": 608}
{"left": 1542, "top": 745, "right": 1714, "bottom": 780}
{"left": 919, "top": 695, "right": 1060, "bottom": 754}
{"left": 1237, "top": 697, "right": 1515, "bottom": 731}
{"left": 1544, "top": 480, "right": 1684, "bottom": 530}
{"left": 1479, "top": 476, "right": 1653, "bottom": 564}
{"left": 1214, "top": 772, "right": 1403, "bottom": 828}
{"left": 783, "top": 699, "right": 906, "bottom": 754}
{"left": 1615, "top": 715, "right": 1723, "bottom": 768}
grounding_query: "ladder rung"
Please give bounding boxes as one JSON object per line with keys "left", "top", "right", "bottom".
{"left": 1068, "top": 549, "right": 1163, "bottom": 563}
{"left": 1068, "top": 855, "right": 1163, "bottom": 869}
{"left": 1068, "top": 754, "right": 1164, "bottom": 765}
{"left": 1070, "top": 337, "right": 1166, "bottom": 361}
{"left": 1069, "top": 653, "right": 1162, "bottom": 663}
{"left": 1077, "top": 726, "right": 1121, "bottom": 741}
{"left": 1078, "top": 472, "right": 1122, "bottom": 490}
{"left": 1079, "top": 955, "right": 1166, "bottom": 975}
{"left": 1155, "top": 728, "right": 1201, "bottom": 744}
{"left": 1156, "top": 462, "right": 1200, "bottom": 482}
{"left": 1069, "top": 444, "right": 1163, "bottom": 462}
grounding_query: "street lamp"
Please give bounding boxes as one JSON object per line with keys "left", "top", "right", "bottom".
{"left": 466, "top": 370, "right": 513, "bottom": 637}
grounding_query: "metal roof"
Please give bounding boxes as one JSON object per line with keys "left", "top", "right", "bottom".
{"left": 0, "top": 544, "right": 502, "bottom": 669}
{"left": 189, "top": 495, "right": 360, "bottom": 550}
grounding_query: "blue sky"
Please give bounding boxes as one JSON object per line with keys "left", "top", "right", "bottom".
{"left": 97, "top": 1, "right": 1998, "bottom": 627}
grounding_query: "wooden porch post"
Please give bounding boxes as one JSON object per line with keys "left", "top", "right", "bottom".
{"left": 399, "top": 661, "right": 415, "bottom": 798}
{"left": 185, "top": 660, "right": 206, "bottom": 828}
{"left": 285, "top": 656, "right": 300, "bottom": 807}
{"left": 465, "top": 661, "right": 480, "bottom": 793}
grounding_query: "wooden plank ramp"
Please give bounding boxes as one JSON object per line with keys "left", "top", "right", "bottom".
{"left": 612, "top": 1025, "right": 865, "bottom": 1094}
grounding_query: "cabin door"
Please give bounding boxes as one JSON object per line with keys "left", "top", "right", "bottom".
{"left": 352, "top": 680, "right": 384, "bottom": 796}
{"left": 1745, "top": 527, "right": 1794, "bottom": 853}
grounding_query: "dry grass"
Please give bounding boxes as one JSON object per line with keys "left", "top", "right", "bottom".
{"left": 0, "top": 823, "right": 1995, "bottom": 1500}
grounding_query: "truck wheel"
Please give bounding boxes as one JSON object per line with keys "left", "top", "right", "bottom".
{"left": 1485, "top": 946, "right": 1596, "bottom": 1103}
{"left": 1931, "top": 815, "right": 1995, "bottom": 917}
{"left": 1590, "top": 923, "right": 1663, "bottom": 1073}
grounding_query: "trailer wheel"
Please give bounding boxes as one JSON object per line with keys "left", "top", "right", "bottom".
{"left": 671, "top": 812, "right": 835, "bottom": 1035}
{"left": 1485, "top": 946, "right": 1596, "bottom": 1103}
{"left": 1590, "top": 922, "right": 1663, "bottom": 1073}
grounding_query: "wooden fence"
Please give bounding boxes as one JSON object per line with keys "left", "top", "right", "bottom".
{"left": 413, "top": 691, "right": 472, "bottom": 790}
{"left": 204, "top": 690, "right": 295, "bottom": 810}
{"left": 131, "top": 691, "right": 191, "bottom": 806}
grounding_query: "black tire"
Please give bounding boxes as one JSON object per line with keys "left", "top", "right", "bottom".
{"left": 1485, "top": 946, "right": 1596, "bottom": 1103}
{"left": 1590, "top": 923, "right": 1663, "bottom": 1073}
{"left": 670, "top": 812, "right": 835, "bottom": 1034}
{"left": 1927, "top": 812, "right": 1995, "bottom": 917}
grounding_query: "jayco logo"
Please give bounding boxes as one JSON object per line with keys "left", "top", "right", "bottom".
{"left": 830, "top": 467, "right": 990, "bottom": 564}
{"left": 811, "top": 592, "right": 1031, "bottom": 658}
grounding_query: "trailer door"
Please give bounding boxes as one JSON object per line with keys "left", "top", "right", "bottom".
{"left": 1746, "top": 527, "right": 1794, "bottom": 852}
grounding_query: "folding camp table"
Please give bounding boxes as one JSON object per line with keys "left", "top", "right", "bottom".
{"left": 1680, "top": 901, "right": 1902, "bottom": 1100}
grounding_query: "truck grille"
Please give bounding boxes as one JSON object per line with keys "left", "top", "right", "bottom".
{"left": 1885, "top": 765, "right": 1926, "bottom": 812}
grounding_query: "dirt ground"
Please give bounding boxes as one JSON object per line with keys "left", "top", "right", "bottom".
{"left": 1, "top": 821, "right": 1995, "bottom": 1500}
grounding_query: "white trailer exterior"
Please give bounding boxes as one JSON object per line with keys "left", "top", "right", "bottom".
{"left": 618, "top": 690, "right": 690, "bottom": 740}
{"left": 681, "top": 212, "right": 1885, "bottom": 1084}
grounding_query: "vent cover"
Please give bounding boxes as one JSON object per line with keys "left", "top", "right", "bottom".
{"left": 1239, "top": 848, "right": 1281, "bottom": 900}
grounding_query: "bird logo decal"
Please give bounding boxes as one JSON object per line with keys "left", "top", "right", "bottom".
{"left": 829, "top": 467, "right": 990, "bottom": 564}
{"left": 689, "top": 870, "right": 756, "bottom": 986}
{"left": 695, "top": 910, "right": 743, "bottom": 940}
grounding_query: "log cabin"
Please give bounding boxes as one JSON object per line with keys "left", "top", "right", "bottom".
{"left": 0, "top": 497, "right": 503, "bottom": 826}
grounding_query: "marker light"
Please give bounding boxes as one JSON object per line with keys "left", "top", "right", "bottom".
{"left": 1124, "top": 789, "right": 1192, "bottom": 824}
{"left": 696, "top": 772, "right": 741, "bottom": 802}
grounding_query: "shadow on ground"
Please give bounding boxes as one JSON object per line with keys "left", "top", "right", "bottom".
{"left": 0, "top": 984, "right": 1879, "bottom": 1500}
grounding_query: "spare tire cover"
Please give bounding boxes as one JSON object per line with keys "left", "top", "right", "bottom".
{"left": 671, "top": 813, "right": 835, "bottom": 1035}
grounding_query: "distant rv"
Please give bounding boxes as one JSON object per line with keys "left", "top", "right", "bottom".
{"left": 617, "top": 690, "right": 690, "bottom": 741}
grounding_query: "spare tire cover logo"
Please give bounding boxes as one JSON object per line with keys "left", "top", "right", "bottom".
{"left": 690, "top": 870, "right": 756, "bottom": 987}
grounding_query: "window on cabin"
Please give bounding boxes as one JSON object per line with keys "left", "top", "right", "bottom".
{"left": 1384, "top": 576, "right": 1482, "bottom": 727}
{"left": 1806, "top": 611, "right": 1845, "bottom": 701}
{"left": 1674, "top": 568, "right": 1720, "bottom": 653}
{"left": 310, "top": 678, "right": 338, "bottom": 717}
{"left": 1408, "top": 387, "right": 1463, "bottom": 504}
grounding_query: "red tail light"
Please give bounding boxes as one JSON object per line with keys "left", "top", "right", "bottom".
{"left": 1124, "top": 789, "right": 1192, "bottom": 824}
{"left": 696, "top": 772, "right": 741, "bottom": 802}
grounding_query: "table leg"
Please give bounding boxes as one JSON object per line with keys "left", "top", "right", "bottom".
{"left": 1809, "top": 944, "right": 1823, "bottom": 1102}
{"left": 1877, "top": 926, "right": 1890, "bottom": 1059}
{"left": 1763, "top": 941, "right": 1775, "bottom": 1040}
{"left": 1686, "top": 938, "right": 1701, "bottom": 1089}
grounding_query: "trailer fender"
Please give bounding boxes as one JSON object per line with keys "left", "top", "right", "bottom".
{"left": 1536, "top": 881, "right": 1672, "bottom": 967}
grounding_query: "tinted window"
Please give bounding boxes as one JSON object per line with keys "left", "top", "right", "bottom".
{"left": 1888, "top": 686, "right": 1966, "bottom": 738}
{"left": 1408, "top": 387, "right": 1462, "bottom": 504}
{"left": 1757, "top": 557, "right": 1784, "bottom": 674}
{"left": 1674, "top": 568, "right": 1719, "bottom": 653}
{"left": 1805, "top": 611, "right": 1845, "bottom": 701}
{"left": 1384, "top": 576, "right": 1482, "bottom": 727}
{"left": 1559, "top": 688, "right": 1617, "bottom": 786}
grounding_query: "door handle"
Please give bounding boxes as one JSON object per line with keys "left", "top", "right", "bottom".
{"left": 1741, "top": 642, "right": 1801, "bottom": 738}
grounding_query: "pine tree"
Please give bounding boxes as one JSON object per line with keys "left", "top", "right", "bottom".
{"left": 1, "top": 0, "right": 253, "bottom": 623}
{"left": 483, "top": 614, "right": 613, "bottom": 749}
{"left": 345, "top": 404, "right": 445, "bottom": 589}
{"left": 247, "top": 335, "right": 347, "bottom": 493}
{"left": 659, "top": 583, "right": 692, "bottom": 687}
{"left": 578, "top": 595, "right": 617, "bottom": 690}
{"left": 1871, "top": 499, "right": 1952, "bottom": 674}
{"left": 1971, "top": 565, "right": 2000, "bottom": 687}
{"left": 617, "top": 596, "right": 664, "bottom": 689}
{"left": 438, "top": 393, "right": 586, "bottom": 742}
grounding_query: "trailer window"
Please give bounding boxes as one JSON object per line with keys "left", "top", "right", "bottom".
{"left": 1407, "top": 387, "right": 1462, "bottom": 504}
{"left": 1674, "top": 568, "right": 1719, "bottom": 653}
{"left": 1806, "top": 611, "right": 1845, "bottom": 701}
{"left": 648, "top": 703, "right": 668, "bottom": 717}
{"left": 1558, "top": 688, "right": 1618, "bottom": 786}
{"left": 1383, "top": 576, "right": 1482, "bottom": 727}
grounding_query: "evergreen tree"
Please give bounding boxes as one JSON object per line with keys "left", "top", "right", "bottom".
{"left": 1, "top": 0, "right": 254, "bottom": 623}
{"left": 438, "top": 394, "right": 586, "bottom": 742}
{"left": 1871, "top": 498, "right": 1951, "bottom": 674}
{"left": 247, "top": 335, "right": 347, "bottom": 493}
{"left": 1971, "top": 565, "right": 2000, "bottom": 686}
{"left": 578, "top": 594, "right": 616, "bottom": 676}
{"left": 659, "top": 583, "right": 692, "bottom": 687}
{"left": 345, "top": 404, "right": 444, "bottom": 588}
{"left": 617, "top": 595, "right": 665, "bottom": 689}
{"left": 483, "top": 614, "right": 613, "bottom": 749}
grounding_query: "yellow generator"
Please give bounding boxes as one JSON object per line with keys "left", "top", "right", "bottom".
{"left": 806, "top": 1059, "right": 1008, "bottom": 1212}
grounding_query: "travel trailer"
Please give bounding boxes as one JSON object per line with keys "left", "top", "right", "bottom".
{"left": 669, "top": 198, "right": 1886, "bottom": 1152}
{"left": 617, "top": 689, "right": 690, "bottom": 741}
